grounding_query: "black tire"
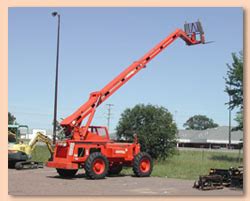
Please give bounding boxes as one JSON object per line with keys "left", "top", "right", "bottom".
{"left": 108, "top": 165, "right": 123, "bottom": 175}
{"left": 85, "top": 152, "right": 109, "bottom": 179}
{"left": 56, "top": 168, "right": 78, "bottom": 178}
{"left": 15, "top": 161, "right": 23, "bottom": 170}
{"left": 133, "top": 152, "right": 153, "bottom": 177}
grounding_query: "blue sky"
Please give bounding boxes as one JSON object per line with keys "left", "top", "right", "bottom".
{"left": 8, "top": 7, "right": 243, "bottom": 132}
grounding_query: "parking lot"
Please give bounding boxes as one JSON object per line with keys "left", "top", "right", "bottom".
{"left": 8, "top": 167, "right": 243, "bottom": 196}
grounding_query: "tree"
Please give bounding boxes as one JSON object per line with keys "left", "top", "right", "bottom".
{"left": 52, "top": 119, "right": 65, "bottom": 140}
{"left": 232, "top": 109, "right": 243, "bottom": 131}
{"left": 8, "top": 112, "right": 18, "bottom": 135}
{"left": 183, "top": 115, "right": 219, "bottom": 130}
{"left": 225, "top": 51, "right": 243, "bottom": 130}
{"left": 8, "top": 112, "right": 16, "bottom": 125}
{"left": 116, "top": 104, "right": 177, "bottom": 160}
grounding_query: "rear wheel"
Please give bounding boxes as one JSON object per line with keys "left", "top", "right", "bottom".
{"left": 56, "top": 168, "right": 78, "bottom": 178}
{"left": 108, "top": 164, "right": 123, "bottom": 175}
{"left": 133, "top": 152, "right": 153, "bottom": 177}
{"left": 85, "top": 152, "right": 109, "bottom": 179}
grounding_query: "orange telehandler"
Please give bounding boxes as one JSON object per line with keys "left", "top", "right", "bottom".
{"left": 47, "top": 21, "right": 205, "bottom": 179}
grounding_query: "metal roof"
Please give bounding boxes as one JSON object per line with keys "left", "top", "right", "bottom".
{"left": 177, "top": 126, "right": 243, "bottom": 144}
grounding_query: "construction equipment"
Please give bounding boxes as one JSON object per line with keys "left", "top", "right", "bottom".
{"left": 8, "top": 124, "right": 29, "bottom": 167}
{"left": 193, "top": 166, "right": 244, "bottom": 190}
{"left": 8, "top": 124, "right": 29, "bottom": 142}
{"left": 209, "top": 167, "right": 243, "bottom": 188}
{"left": 193, "top": 175, "right": 224, "bottom": 190}
{"left": 47, "top": 21, "right": 205, "bottom": 179}
{"left": 209, "top": 168, "right": 232, "bottom": 186}
{"left": 230, "top": 166, "right": 243, "bottom": 188}
{"left": 8, "top": 132, "right": 54, "bottom": 170}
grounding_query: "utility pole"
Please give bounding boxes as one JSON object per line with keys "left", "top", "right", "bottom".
{"left": 106, "top": 104, "right": 114, "bottom": 131}
{"left": 228, "top": 83, "right": 232, "bottom": 149}
{"left": 52, "top": 11, "right": 61, "bottom": 145}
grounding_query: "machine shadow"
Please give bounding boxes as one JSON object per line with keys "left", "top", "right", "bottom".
{"left": 47, "top": 173, "right": 87, "bottom": 180}
{"left": 47, "top": 173, "right": 130, "bottom": 180}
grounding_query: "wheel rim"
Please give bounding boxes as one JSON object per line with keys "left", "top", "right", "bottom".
{"left": 139, "top": 158, "right": 150, "bottom": 173}
{"left": 93, "top": 158, "right": 105, "bottom": 175}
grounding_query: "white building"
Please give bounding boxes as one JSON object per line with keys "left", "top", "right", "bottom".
{"left": 177, "top": 126, "right": 243, "bottom": 149}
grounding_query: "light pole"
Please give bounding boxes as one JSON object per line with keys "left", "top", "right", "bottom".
{"left": 228, "top": 82, "right": 232, "bottom": 149}
{"left": 52, "top": 11, "right": 60, "bottom": 145}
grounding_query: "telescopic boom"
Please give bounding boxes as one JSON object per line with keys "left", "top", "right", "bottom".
{"left": 60, "top": 21, "right": 205, "bottom": 139}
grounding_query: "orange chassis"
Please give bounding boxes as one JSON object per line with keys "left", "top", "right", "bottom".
{"left": 47, "top": 127, "right": 140, "bottom": 170}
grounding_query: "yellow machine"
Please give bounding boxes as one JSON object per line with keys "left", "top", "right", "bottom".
{"left": 8, "top": 132, "right": 54, "bottom": 170}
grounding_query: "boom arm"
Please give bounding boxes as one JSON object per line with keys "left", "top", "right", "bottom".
{"left": 28, "top": 132, "right": 54, "bottom": 156}
{"left": 61, "top": 21, "right": 205, "bottom": 139}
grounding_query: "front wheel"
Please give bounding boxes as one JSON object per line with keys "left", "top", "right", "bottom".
{"left": 56, "top": 168, "right": 78, "bottom": 178}
{"left": 85, "top": 152, "right": 109, "bottom": 179}
{"left": 133, "top": 152, "right": 153, "bottom": 177}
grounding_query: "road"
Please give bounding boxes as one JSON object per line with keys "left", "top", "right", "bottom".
{"left": 8, "top": 167, "right": 243, "bottom": 196}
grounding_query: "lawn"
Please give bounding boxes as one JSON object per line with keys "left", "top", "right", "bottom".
{"left": 122, "top": 149, "right": 243, "bottom": 180}
{"left": 148, "top": 149, "right": 243, "bottom": 180}
{"left": 31, "top": 146, "right": 243, "bottom": 180}
{"left": 31, "top": 145, "right": 52, "bottom": 162}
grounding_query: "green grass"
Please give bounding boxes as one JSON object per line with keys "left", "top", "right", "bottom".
{"left": 31, "top": 145, "right": 51, "bottom": 162}
{"left": 122, "top": 149, "right": 243, "bottom": 180}
{"left": 31, "top": 146, "right": 243, "bottom": 180}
